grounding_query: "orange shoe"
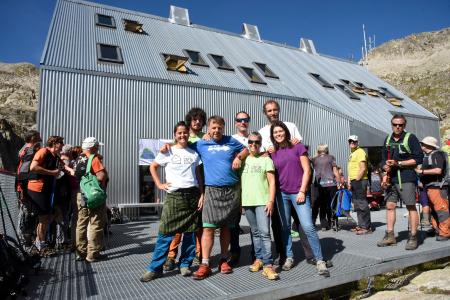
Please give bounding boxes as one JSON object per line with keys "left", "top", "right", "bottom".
{"left": 193, "top": 264, "right": 212, "bottom": 280}
{"left": 218, "top": 259, "right": 233, "bottom": 274}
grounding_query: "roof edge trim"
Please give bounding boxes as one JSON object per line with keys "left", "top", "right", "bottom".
{"left": 40, "top": 0, "right": 62, "bottom": 64}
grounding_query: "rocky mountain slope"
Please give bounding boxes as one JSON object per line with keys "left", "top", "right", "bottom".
{"left": 0, "top": 62, "right": 39, "bottom": 171}
{"left": 365, "top": 27, "right": 450, "bottom": 139}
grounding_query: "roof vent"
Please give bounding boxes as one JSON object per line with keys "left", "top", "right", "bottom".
{"left": 242, "top": 23, "right": 261, "bottom": 41}
{"left": 168, "top": 5, "right": 190, "bottom": 26}
{"left": 300, "top": 38, "right": 317, "bottom": 54}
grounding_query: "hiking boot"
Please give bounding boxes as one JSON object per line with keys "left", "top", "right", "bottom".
{"left": 377, "top": 230, "right": 396, "bottom": 247}
{"left": 86, "top": 253, "right": 108, "bottom": 262}
{"left": 218, "top": 259, "right": 233, "bottom": 274}
{"left": 163, "top": 257, "right": 176, "bottom": 271}
{"left": 436, "top": 235, "right": 449, "bottom": 242}
{"left": 262, "top": 265, "right": 279, "bottom": 280}
{"left": 282, "top": 257, "right": 294, "bottom": 271}
{"left": 307, "top": 258, "right": 333, "bottom": 268}
{"left": 193, "top": 264, "right": 212, "bottom": 280}
{"left": 316, "top": 260, "right": 330, "bottom": 277}
{"left": 180, "top": 267, "right": 192, "bottom": 277}
{"left": 405, "top": 233, "right": 418, "bottom": 250}
{"left": 249, "top": 259, "right": 264, "bottom": 272}
{"left": 140, "top": 271, "right": 163, "bottom": 282}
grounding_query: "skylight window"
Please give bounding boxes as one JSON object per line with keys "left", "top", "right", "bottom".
{"left": 97, "top": 44, "right": 123, "bottom": 64}
{"left": 340, "top": 79, "right": 365, "bottom": 94}
{"left": 123, "top": 19, "right": 144, "bottom": 34}
{"left": 161, "top": 53, "right": 188, "bottom": 73}
{"left": 183, "top": 50, "right": 209, "bottom": 67}
{"left": 335, "top": 84, "right": 360, "bottom": 100}
{"left": 379, "top": 87, "right": 403, "bottom": 101}
{"left": 95, "top": 14, "right": 116, "bottom": 28}
{"left": 208, "top": 54, "right": 234, "bottom": 71}
{"left": 309, "top": 73, "right": 334, "bottom": 89}
{"left": 253, "top": 62, "right": 279, "bottom": 79}
{"left": 238, "top": 66, "right": 267, "bottom": 85}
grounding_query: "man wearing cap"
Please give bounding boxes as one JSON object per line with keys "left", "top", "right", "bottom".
{"left": 416, "top": 136, "right": 449, "bottom": 241}
{"left": 347, "top": 135, "right": 372, "bottom": 235}
{"left": 75, "top": 137, "right": 109, "bottom": 262}
{"left": 378, "top": 114, "right": 423, "bottom": 250}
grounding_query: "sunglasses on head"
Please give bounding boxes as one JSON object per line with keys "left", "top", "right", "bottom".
{"left": 235, "top": 117, "right": 250, "bottom": 123}
{"left": 391, "top": 123, "right": 405, "bottom": 128}
{"left": 248, "top": 140, "right": 261, "bottom": 145}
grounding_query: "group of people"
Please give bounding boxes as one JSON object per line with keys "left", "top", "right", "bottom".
{"left": 140, "top": 101, "right": 450, "bottom": 283}
{"left": 16, "top": 132, "right": 109, "bottom": 262}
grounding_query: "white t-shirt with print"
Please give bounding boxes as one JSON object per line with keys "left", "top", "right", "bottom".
{"left": 232, "top": 133, "right": 248, "bottom": 147}
{"left": 154, "top": 146, "right": 201, "bottom": 193}
{"left": 259, "top": 121, "right": 302, "bottom": 150}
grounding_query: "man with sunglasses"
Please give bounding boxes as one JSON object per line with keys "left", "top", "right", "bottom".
{"left": 378, "top": 114, "right": 423, "bottom": 250}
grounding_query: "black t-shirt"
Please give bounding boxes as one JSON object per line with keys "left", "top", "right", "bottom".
{"left": 421, "top": 150, "right": 446, "bottom": 186}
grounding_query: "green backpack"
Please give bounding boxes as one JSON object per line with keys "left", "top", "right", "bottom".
{"left": 80, "top": 155, "right": 107, "bottom": 209}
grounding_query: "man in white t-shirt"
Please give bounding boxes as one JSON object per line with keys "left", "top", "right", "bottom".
{"left": 232, "top": 111, "right": 250, "bottom": 147}
{"left": 258, "top": 99, "right": 302, "bottom": 151}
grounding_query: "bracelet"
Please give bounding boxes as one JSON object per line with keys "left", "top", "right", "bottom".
{"left": 299, "top": 191, "right": 305, "bottom": 194}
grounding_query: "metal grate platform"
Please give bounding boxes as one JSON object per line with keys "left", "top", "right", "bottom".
{"left": 23, "top": 208, "right": 450, "bottom": 300}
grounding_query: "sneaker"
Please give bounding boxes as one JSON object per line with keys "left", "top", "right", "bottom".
{"left": 316, "top": 260, "right": 330, "bottom": 277}
{"left": 436, "top": 235, "right": 449, "bottom": 242}
{"left": 86, "top": 253, "right": 108, "bottom": 263}
{"left": 180, "top": 267, "right": 192, "bottom": 277}
{"left": 193, "top": 264, "right": 212, "bottom": 280}
{"left": 282, "top": 257, "right": 294, "bottom": 271}
{"left": 140, "top": 271, "right": 163, "bottom": 282}
{"left": 163, "top": 257, "right": 176, "bottom": 271}
{"left": 405, "top": 233, "right": 418, "bottom": 250}
{"left": 262, "top": 265, "right": 279, "bottom": 280}
{"left": 249, "top": 259, "right": 263, "bottom": 272}
{"left": 192, "top": 255, "right": 201, "bottom": 266}
{"left": 290, "top": 230, "right": 300, "bottom": 238}
{"left": 420, "top": 219, "right": 431, "bottom": 227}
{"left": 218, "top": 259, "right": 233, "bottom": 274}
{"left": 306, "top": 258, "right": 333, "bottom": 268}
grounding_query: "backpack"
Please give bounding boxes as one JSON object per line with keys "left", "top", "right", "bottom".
{"left": 425, "top": 150, "right": 449, "bottom": 188}
{"left": 331, "top": 189, "right": 352, "bottom": 217}
{"left": 385, "top": 132, "right": 412, "bottom": 154}
{"left": 79, "top": 155, "right": 107, "bottom": 209}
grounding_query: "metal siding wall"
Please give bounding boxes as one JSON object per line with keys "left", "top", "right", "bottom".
{"left": 40, "top": 70, "right": 357, "bottom": 206}
{"left": 404, "top": 116, "right": 441, "bottom": 142}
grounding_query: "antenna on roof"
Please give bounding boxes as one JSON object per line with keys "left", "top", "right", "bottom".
{"left": 363, "top": 24, "right": 368, "bottom": 65}
{"left": 168, "top": 5, "right": 190, "bottom": 26}
{"left": 299, "top": 38, "right": 317, "bottom": 55}
{"left": 242, "top": 23, "right": 261, "bottom": 41}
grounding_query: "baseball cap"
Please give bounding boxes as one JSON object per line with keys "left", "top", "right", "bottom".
{"left": 82, "top": 137, "right": 104, "bottom": 150}
{"left": 348, "top": 135, "right": 359, "bottom": 142}
{"left": 420, "top": 136, "right": 439, "bottom": 149}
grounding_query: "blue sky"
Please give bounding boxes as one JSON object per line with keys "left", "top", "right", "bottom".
{"left": 1, "top": 0, "right": 449, "bottom": 65}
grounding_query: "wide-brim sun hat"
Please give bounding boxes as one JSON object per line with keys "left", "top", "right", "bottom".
{"left": 420, "top": 136, "right": 439, "bottom": 149}
{"left": 82, "top": 137, "right": 104, "bottom": 150}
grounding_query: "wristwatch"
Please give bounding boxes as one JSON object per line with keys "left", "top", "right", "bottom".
{"left": 398, "top": 161, "right": 402, "bottom": 168}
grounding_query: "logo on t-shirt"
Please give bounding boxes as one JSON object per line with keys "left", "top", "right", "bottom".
{"left": 207, "top": 145, "right": 231, "bottom": 153}
{"left": 171, "top": 155, "right": 195, "bottom": 164}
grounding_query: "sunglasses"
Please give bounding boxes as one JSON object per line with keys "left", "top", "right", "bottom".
{"left": 348, "top": 140, "right": 357, "bottom": 144}
{"left": 391, "top": 123, "right": 405, "bottom": 128}
{"left": 248, "top": 140, "right": 261, "bottom": 145}
{"left": 235, "top": 117, "right": 250, "bottom": 123}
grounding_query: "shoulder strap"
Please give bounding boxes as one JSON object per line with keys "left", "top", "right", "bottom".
{"left": 402, "top": 132, "right": 411, "bottom": 154}
{"left": 86, "top": 155, "right": 95, "bottom": 175}
{"left": 385, "top": 134, "right": 392, "bottom": 146}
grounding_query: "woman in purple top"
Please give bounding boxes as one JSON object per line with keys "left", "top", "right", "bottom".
{"left": 270, "top": 121, "right": 329, "bottom": 277}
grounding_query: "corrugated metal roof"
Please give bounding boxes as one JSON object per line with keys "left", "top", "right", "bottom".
{"left": 41, "top": 0, "right": 437, "bottom": 134}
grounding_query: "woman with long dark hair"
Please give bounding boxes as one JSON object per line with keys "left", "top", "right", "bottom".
{"left": 269, "top": 121, "right": 329, "bottom": 277}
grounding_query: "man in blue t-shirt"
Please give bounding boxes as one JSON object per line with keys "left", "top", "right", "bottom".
{"left": 190, "top": 115, "right": 247, "bottom": 280}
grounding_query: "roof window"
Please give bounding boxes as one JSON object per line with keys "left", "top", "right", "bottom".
{"left": 95, "top": 14, "right": 116, "bottom": 28}
{"left": 253, "top": 62, "right": 279, "bottom": 79}
{"left": 162, "top": 54, "right": 189, "bottom": 73}
{"left": 309, "top": 73, "right": 334, "bottom": 89}
{"left": 238, "top": 66, "right": 267, "bottom": 85}
{"left": 379, "top": 87, "right": 403, "bottom": 101}
{"left": 97, "top": 44, "right": 123, "bottom": 64}
{"left": 183, "top": 50, "right": 209, "bottom": 67}
{"left": 208, "top": 54, "right": 234, "bottom": 71}
{"left": 123, "top": 19, "right": 144, "bottom": 34}
{"left": 335, "top": 84, "right": 360, "bottom": 100}
{"left": 340, "top": 79, "right": 365, "bottom": 94}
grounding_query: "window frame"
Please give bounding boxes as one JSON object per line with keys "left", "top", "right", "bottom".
{"left": 238, "top": 66, "right": 267, "bottom": 85}
{"left": 379, "top": 87, "right": 403, "bottom": 101}
{"left": 161, "top": 53, "right": 189, "bottom": 73}
{"left": 123, "top": 19, "right": 145, "bottom": 34}
{"left": 96, "top": 43, "right": 123, "bottom": 64}
{"left": 253, "top": 62, "right": 279, "bottom": 79}
{"left": 95, "top": 13, "right": 116, "bottom": 29}
{"left": 335, "top": 84, "right": 360, "bottom": 100}
{"left": 309, "top": 73, "right": 334, "bottom": 89}
{"left": 207, "top": 54, "right": 234, "bottom": 71}
{"left": 182, "top": 49, "right": 209, "bottom": 67}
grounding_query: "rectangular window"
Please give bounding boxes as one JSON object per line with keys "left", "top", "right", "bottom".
{"left": 97, "top": 44, "right": 123, "bottom": 64}
{"left": 95, "top": 14, "right": 116, "bottom": 28}
{"left": 340, "top": 79, "right": 365, "bottom": 94}
{"left": 335, "top": 84, "right": 360, "bottom": 100}
{"left": 207, "top": 54, "right": 234, "bottom": 71}
{"left": 182, "top": 50, "right": 209, "bottom": 67}
{"left": 388, "top": 99, "right": 403, "bottom": 107}
{"left": 238, "top": 66, "right": 267, "bottom": 85}
{"left": 253, "top": 62, "right": 279, "bottom": 79}
{"left": 161, "top": 53, "right": 188, "bottom": 73}
{"left": 379, "top": 87, "right": 403, "bottom": 101}
{"left": 309, "top": 73, "right": 334, "bottom": 89}
{"left": 365, "top": 88, "right": 380, "bottom": 97}
{"left": 123, "top": 19, "right": 144, "bottom": 34}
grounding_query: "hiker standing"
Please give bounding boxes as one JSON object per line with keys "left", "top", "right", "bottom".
{"left": 378, "top": 114, "right": 423, "bottom": 250}
{"left": 347, "top": 135, "right": 372, "bottom": 235}
{"left": 416, "top": 136, "right": 450, "bottom": 241}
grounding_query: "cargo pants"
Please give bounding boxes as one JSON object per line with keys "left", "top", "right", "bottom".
{"left": 427, "top": 188, "right": 450, "bottom": 237}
